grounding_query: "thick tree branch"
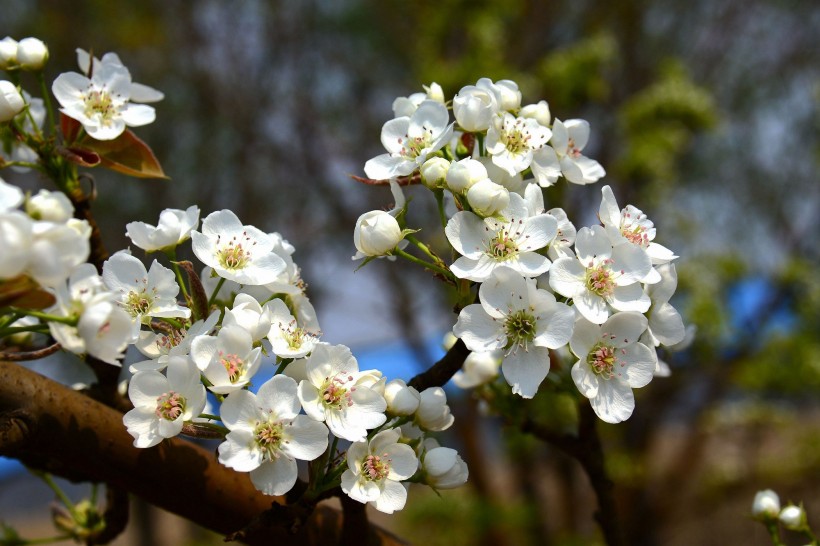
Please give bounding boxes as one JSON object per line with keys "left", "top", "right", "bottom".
{"left": 0, "top": 361, "right": 406, "bottom": 546}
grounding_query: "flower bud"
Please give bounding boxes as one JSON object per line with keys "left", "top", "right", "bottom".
{"left": 384, "top": 379, "right": 421, "bottom": 416}
{"left": 422, "top": 446, "right": 469, "bottom": 489}
{"left": 0, "top": 37, "right": 17, "bottom": 69}
{"left": 25, "top": 189, "right": 74, "bottom": 223}
{"left": 520, "top": 100, "right": 552, "bottom": 127}
{"left": 466, "top": 179, "right": 510, "bottom": 217}
{"left": 779, "top": 504, "right": 806, "bottom": 531}
{"left": 752, "top": 489, "right": 780, "bottom": 521}
{"left": 353, "top": 210, "right": 402, "bottom": 257}
{"left": 415, "top": 387, "right": 454, "bottom": 431}
{"left": 453, "top": 85, "right": 497, "bottom": 132}
{"left": 446, "top": 157, "right": 488, "bottom": 193}
{"left": 478, "top": 78, "right": 521, "bottom": 112}
{"left": 0, "top": 80, "right": 25, "bottom": 122}
{"left": 453, "top": 349, "right": 502, "bottom": 389}
{"left": 423, "top": 82, "right": 445, "bottom": 104}
{"left": 420, "top": 157, "right": 450, "bottom": 189}
{"left": 16, "top": 37, "right": 48, "bottom": 70}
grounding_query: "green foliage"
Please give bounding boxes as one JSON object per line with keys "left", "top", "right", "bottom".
{"left": 537, "top": 32, "right": 618, "bottom": 110}
{"left": 616, "top": 61, "right": 718, "bottom": 184}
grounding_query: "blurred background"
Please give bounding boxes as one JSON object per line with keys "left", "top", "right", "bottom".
{"left": 1, "top": 0, "right": 818, "bottom": 544}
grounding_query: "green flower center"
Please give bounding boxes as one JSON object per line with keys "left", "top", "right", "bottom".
{"left": 504, "top": 309, "right": 537, "bottom": 348}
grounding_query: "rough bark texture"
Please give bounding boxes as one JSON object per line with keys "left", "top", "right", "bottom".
{"left": 0, "top": 361, "right": 406, "bottom": 546}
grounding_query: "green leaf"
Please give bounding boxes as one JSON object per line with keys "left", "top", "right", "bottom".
{"left": 80, "top": 129, "right": 169, "bottom": 179}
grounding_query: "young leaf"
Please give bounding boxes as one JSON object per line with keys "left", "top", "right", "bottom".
{"left": 80, "top": 129, "right": 169, "bottom": 179}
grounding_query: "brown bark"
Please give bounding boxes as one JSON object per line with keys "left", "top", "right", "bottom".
{"left": 0, "top": 361, "right": 406, "bottom": 546}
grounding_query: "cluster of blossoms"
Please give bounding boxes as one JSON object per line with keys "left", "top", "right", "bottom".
{"left": 0, "top": 42, "right": 469, "bottom": 515}
{"left": 752, "top": 489, "right": 816, "bottom": 544}
{"left": 357, "top": 78, "right": 688, "bottom": 423}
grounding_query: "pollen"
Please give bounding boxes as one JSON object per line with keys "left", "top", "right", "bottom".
{"left": 155, "top": 391, "right": 187, "bottom": 421}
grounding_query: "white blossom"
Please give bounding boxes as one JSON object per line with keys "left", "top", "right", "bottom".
{"left": 191, "top": 210, "right": 286, "bottom": 285}
{"left": 454, "top": 267, "right": 574, "bottom": 397}
{"left": 51, "top": 54, "right": 157, "bottom": 140}
{"left": 414, "top": 387, "right": 454, "bottom": 431}
{"left": 15, "top": 37, "right": 48, "bottom": 70}
{"left": 0, "top": 80, "right": 24, "bottom": 122}
{"left": 341, "top": 428, "right": 418, "bottom": 514}
{"left": 190, "top": 325, "right": 263, "bottom": 394}
{"left": 217, "top": 375, "right": 329, "bottom": 496}
{"left": 384, "top": 379, "right": 421, "bottom": 416}
{"left": 752, "top": 490, "right": 781, "bottom": 520}
{"left": 102, "top": 252, "right": 190, "bottom": 332}
{"left": 569, "top": 313, "right": 656, "bottom": 423}
{"left": 485, "top": 113, "right": 551, "bottom": 176}
{"left": 266, "top": 297, "right": 320, "bottom": 358}
{"left": 125, "top": 205, "right": 200, "bottom": 252}
{"left": 47, "top": 264, "right": 133, "bottom": 364}
{"left": 364, "top": 100, "right": 454, "bottom": 180}
{"left": 25, "top": 190, "right": 74, "bottom": 223}
{"left": 452, "top": 349, "right": 502, "bottom": 389}
{"left": 123, "top": 356, "right": 206, "bottom": 448}
{"left": 549, "top": 225, "right": 651, "bottom": 324}
{"left": 352, "top": 210, "right": 403, "bottom": 258}
{"left": 420, "top": 443, "right": 469, "bottom": 490}
{"left": 297, "top": 343, "right": 387, "bottom": 441}
{"left": 531, "top": 118, "right": 605, "bottom": 186}
{"left": 446, "top": 192, "right": 557, "bottom": 282}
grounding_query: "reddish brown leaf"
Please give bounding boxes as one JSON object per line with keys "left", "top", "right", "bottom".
{"left": 57, "top": 145, "right": 101, "bottom": 167}
{"left": 0, "top": 275, "right": 56, "bottom": 309}
{"left": 60, "top": 113, "right": 82, "bottom": 144}
{"left": 80, "top": 129, "right": 169, "bottom": 179}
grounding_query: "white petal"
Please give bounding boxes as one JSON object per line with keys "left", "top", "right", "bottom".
{"left": 372, "top": 480, "right": 408, "bottom": 514}
{"left": 281, "top": 416, "right": 329, "bottom": 461}
{"left": 649, "top": 303, "right": 685, "bottom": 346}
{"left": 571, "top": 360, "right": 599, "bottom": 398}
{"left": 601, "top": 312, "right": 648, "bottom": 348}
{"left": 502, "top": 347, "right": 551, "bottom": 398}
{"left": 256, "top": 375, "right": 300, "bottom": 419}
{"left": 250, "top": 458, "right": 298, "bottom": 496}
{"left": 218, "top": 430, "right": 263, "bottom": 471}
{"left": 453, "top": 305, "right": 505, "bottom": 352}
{"left": 609, "top": 283, "right": 651, "bottom": 313}
{"left": 574, "top": 290, "right": 609, "bottom": 324}
{"left": 590, "top": 380, "right": 635, "bottom": 423}
{"left": 575, "top": 226, "right": 611, "bottom": 266}
{"left": 220, "top": 390, "right": 264, "bottom": 431}
{"left": 618, "top": 343, "right": 656, "bottom": 388}
{"left": 445, "top": 212, "right": 485, "bottom": 258}
{"left": 547, "top": 257, "right": 585, "bottom": 298}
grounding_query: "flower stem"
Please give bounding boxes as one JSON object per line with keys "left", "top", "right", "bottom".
{"left": 4, "top": 308, "right": 78, "bottom": 326}
{"left": 394, "top": 248, "right": 452, "bottom": 278}
{"left": 433, "top": 189, "right": 448, "bottom": 229}
{"left": 207, "top": 277, "right": 226, "bottom": 308}
{"left": 167, "top": 253, "right": 191, "bottom": 305}
{"left": 36, "top": 71, "right": 57, "bottom": 137}
{"left": 35, "top": 471, "right": 77, "bottom": 516}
